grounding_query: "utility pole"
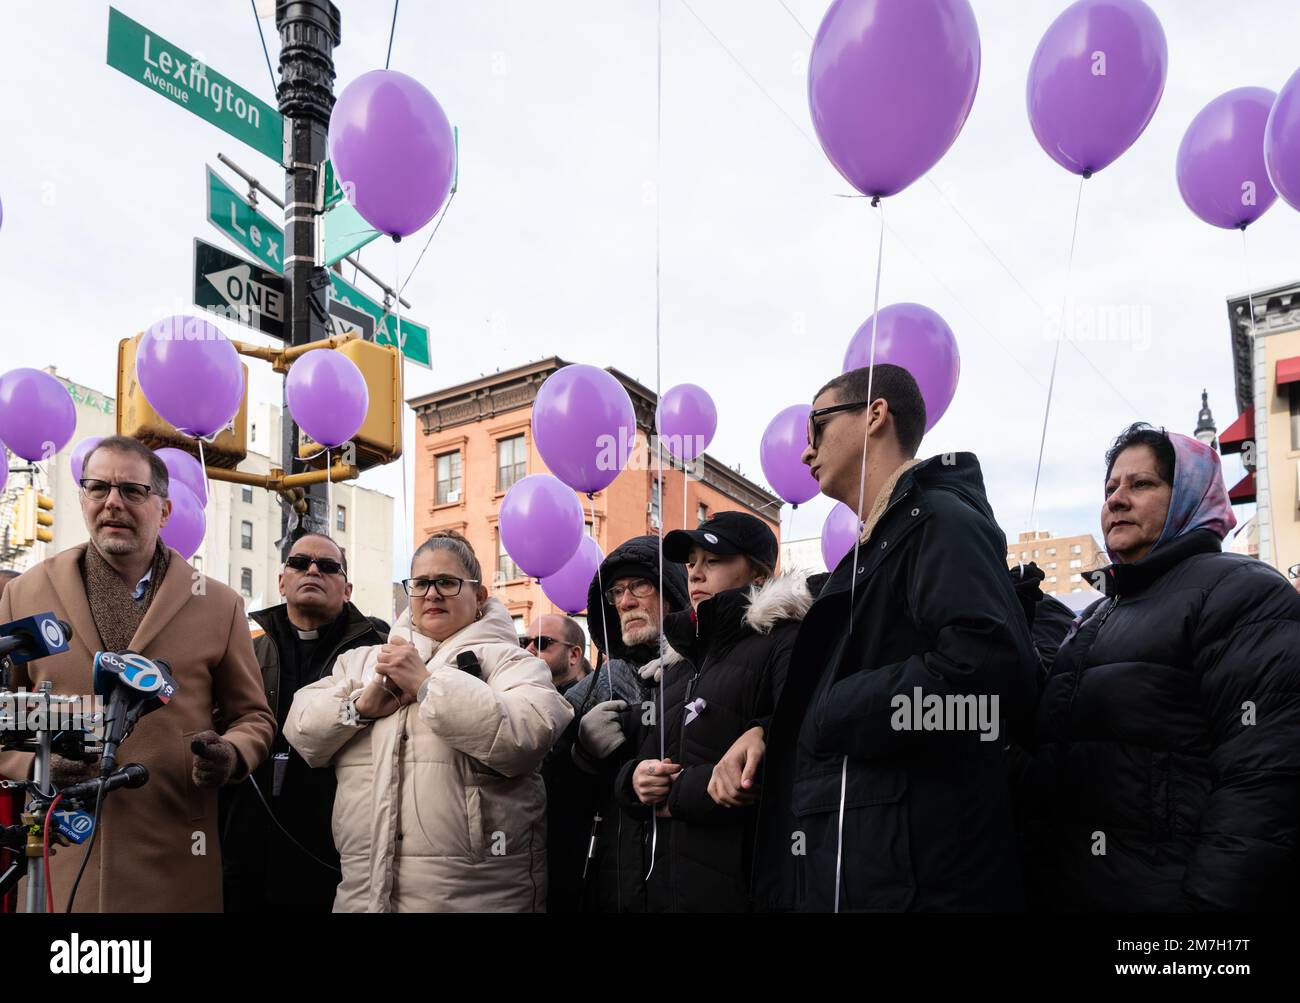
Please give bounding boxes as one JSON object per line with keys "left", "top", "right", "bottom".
{"left": 275, "top": 0, "right": 341, "bottom": 558}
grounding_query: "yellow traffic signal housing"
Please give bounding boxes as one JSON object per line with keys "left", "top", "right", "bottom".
{"left": 34, "top": 493, "right": 54, "bottom": 544}
{"left": 296, "top": 340, "right": 402, "bottom": 473}
{"left": 116, "top": 334, "right": 249, "bottom": 468}
{"left": 12, "top": 489, "right": 32, "bottom": 547}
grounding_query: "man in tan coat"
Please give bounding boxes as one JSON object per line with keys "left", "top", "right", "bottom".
{"left": 0, "top": 436, "right": 274, "bottom": 912}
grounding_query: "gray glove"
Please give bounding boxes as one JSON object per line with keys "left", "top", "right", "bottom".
{"left": 638, "top": 658, "right": 665, "bottom": 684}
{"left": 578, "top": 700, "right": 628, "bottom": 760}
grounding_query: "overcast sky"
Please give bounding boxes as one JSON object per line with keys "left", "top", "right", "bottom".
{"left": 2, "top": 0, "right": 1298, "bottom": 568}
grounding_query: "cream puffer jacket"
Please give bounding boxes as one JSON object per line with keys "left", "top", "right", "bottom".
{"left": 284, "top": 598, "right": 574, "bottom": 912}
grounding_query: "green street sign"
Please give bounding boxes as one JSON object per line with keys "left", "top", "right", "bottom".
{"left": 206, "top": 166, "right": 283, "bottom": 272}
{"left": 329, "top": 272, "right": 431, "bottom": 369}
{"left": 324, "top": 199, "right": 380, "bottom": 267}
{"left": 323, "top": 160, "right": 344, "bottom": 209}
{"left": 106, "top": 7, "right": 283, "bottom": 163}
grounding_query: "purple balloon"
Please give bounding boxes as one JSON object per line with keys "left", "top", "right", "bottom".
{"left": 1027, "top": 0, "right": 1167, "bottom": 177}
{"left": 760, "top": 405, "right": 820, "bottom": 506}
{"left": 137, "top": 316, "right": 244, "bottom": 438}
{"left": 160, "top": 482, "right": 205, "bottom": 561}
{"left": 656, "top": 384, "right": 717, "bottom": 463}
{"left": 810, "top": 0, "right": 980, "bottom": 198}
{"left": 0, "top": 368, "right": 76, "bottom": 461}
{"left": 1265, "top": 66, "right": 1300, "bottom": 212}
{"left": 286, "top": 350, "right": 369, "bottom": 450}
{"left": 843, "top": 303, "right": 960, "bottom": 432}
{"left": 69, "top": 436, "right": 104, "bottom": 483}
{"left": 532, "top": 365, "right": 636, "bottom": 494}
{"left": 154, "top": 447, "right": 208, "bottom": 507}
{"left": 500, "top": 474, "right": 585, "bottom": 579}
{"left": 1177, "top": 87, "right": 1278, "bottom": 230}
{"left": 541, "top": 535, "right": 604, "bottom": 615}
{"left": 821, "top": 502, "right": 863, "bottom": 571}
{"left": 329, "top": 70, "right": 456, "bottom": 239}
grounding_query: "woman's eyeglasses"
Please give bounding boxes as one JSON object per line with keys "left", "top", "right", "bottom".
{"left": 604, "top": 579, "right": 656, "bottom": 604}
{"left": 403, "top": 576, "right": 480, "bottom": 598}
{"left": 285, "top": 555, "right": 345, "bottom": 576}
{"left": 807, "top": 399, "right": 872, "bottom": 449}
{"left": 78, "top": 478, "right": 159, "bottom": 505}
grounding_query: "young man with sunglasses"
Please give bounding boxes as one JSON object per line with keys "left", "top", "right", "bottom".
{"left": 0, "top": 435, "right": 274, "bottom": 912}
{"left": 221, "top": 533, "right": 390, "bottom": 913}
{"left": 716, "top": 365, "right": 1037, "bottom": 912}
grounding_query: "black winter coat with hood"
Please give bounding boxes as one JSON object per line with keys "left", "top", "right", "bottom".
{"left": 751, "top": 453, "right": 1038, "bottom": 912}
{"left": 552, "top": 535, "right": 691, "bottom": 912}
{"left": 613, "top": 572, "right": 813, "bottom": 912}
{"left": 1026, "top": 528, "right": 1300, "bottom": 911}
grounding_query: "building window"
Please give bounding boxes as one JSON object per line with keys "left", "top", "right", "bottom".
{"left": 1069, "top": 559, "right": 1082, "bottom": 569}
{"left": 240, "top": 521, "right": 253, "bottom": 550}
{"left": 497, "top": 435, "right": 527, "bottom": 492}
{"left": 337, "top": 505, "right": 346, "bottom": 531}
{"left": 1047, "top": 576, "right": 1056, "bottom": 584}
{"left": 697, "top": 503, "right": 708, "bottom": 526}
{"left": 649, "top": 478, "right": 661, "bottom": 531}
{"left": 240, "top": 568, "right": 253, "bottom": 596}
{"left": 1032, "top": 549, "right": 1039, "bottom": 559}
{"left": 1290, "top": 384, "right": 1300, "bottom": 451}
{"left": 1070, "top": 573, "right": 1082, "bottom": 583}
{"left": 1047, "top": 562, "right": 1056, "bottom": 570}
{"left": 584, "top": 521, "right": 593, "bottom": 537}
{"left": 436, "top": 451, "right": 463, "bottom": 504}
{"left": 1071, "top": 544, "right": 1082, "bottom": 555}
{"left": 241, "top": 486, "right": 253, "bottom": 504}
{"left": 1047, "top": 547, "right": 1056, "bottom": 557}
{"left": 193, "top": 556, "right": 203, "bottom": 573}
{"left": 497, "top": 530, "right": 520, "bottom": 582}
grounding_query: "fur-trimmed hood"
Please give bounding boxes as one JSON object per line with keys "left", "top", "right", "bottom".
{"left": 743, "top": 571, "right": 815, "bottom": 635}
{"left": 663, "top": 570, "right": 813, "bottom": 659}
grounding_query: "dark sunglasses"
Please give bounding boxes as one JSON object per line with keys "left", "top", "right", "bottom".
{"left": 403, "top": 575, "right": 480, "bottom": 598}
{"left": 519, "top": 635, "right": 575, "bottom": 652}
{"left": 807, "top": 399, "right": 872, "bottom": 449}
{"left": 79, "top": 478, "right": 159, "bottom": 505}
{"left": 285, "top": 555, "right": 346, "bottom": 576}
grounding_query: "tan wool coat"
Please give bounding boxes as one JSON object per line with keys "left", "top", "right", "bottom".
{"left": 0, "top": 544, "right": 275, "bottom": 912}
{"left": 285, "top": 597, "right": 574, "bottom": 912}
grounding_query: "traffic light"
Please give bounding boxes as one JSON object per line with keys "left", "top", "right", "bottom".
{"left": 297, "top": 340, "right": 402, "bottom": 472}
{"left": 11, "top": 487, "right": 54, "bottom": 548}
{"left": 33, "top": 492, "right": 54, "bottom": 544}
{"left": 12, "top": 489, "right": 31, "bottom": 547}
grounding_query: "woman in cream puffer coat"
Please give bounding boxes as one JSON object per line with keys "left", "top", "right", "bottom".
{"left": 285, "top": 532, "right": 573, "bottom": 912}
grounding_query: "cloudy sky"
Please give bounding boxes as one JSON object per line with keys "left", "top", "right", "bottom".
{"left": 2, "top": 0, "right": 1297, "bottom": 568}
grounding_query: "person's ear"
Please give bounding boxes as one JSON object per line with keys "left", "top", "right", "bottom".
{"left": 343, "top": 580, "right": 353, "bottom": 602}
{"left": 475, "top": 584, "right": 489, "bottom": 606}
{"left": 278, "top": 571, "right": 287, "bottom": 598}
{"left": 866, "top": 398, "right": 889, "bottom": 438}
{"left": 159, "top": 498, "right": 173, "bottom": 529}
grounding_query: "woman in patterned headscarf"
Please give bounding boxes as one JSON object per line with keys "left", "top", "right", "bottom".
{"left": 1026, "top": 423, "right": 1300, "bottom": 912}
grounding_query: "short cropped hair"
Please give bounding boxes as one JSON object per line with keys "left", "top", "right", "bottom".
{"left": 82, "top": 436, "right": 170, "bottom": 497}
{"left": 815, "top": 364, "right": 926, "bottom": 457}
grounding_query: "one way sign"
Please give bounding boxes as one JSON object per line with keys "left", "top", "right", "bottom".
{"left": 193, "top": 237, "right": 286, "bottom": 339}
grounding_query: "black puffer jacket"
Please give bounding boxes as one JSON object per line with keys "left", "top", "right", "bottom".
{"left": 554, "top": 535, "right": 691, "bottom": 912}
{"left": 752, "top": 454, "right": 1038, "bottom": 912}
{"left": 1026, "top": 528, "right": 1300, "bottom": 912}
{"left": 613, "top": 573, "right": 812, "bottom": 912}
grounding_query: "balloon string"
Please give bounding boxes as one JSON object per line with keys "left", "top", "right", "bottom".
{"left": 589, "top": 493, "right": 613, "bottom": 700}
{"left": 1240, "top": 228, "right": 1263, "bottom": 563}
{"left": 1025, "top": 175, "right": 1086, "bottom": 559}
{"left": 836, "top": 195, "right": 884, "bottom": 918}
{"left": 326, "top": 447, "right": 333, "bottom": 549}
{"left": 647, "top": 0, "right": 664, "bottom": 887}
{"left": 394, "top": 240, "right": 413, "bottom": 644}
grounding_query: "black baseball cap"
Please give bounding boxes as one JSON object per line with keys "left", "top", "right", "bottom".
{"left": 664, "top": 511, "right": 778, "bottom": 570}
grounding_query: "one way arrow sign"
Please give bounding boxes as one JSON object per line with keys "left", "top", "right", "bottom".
{"left": 193, "top": 237, "right": 285, "bottom": 339}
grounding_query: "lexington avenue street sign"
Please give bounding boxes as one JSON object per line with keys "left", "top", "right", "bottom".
{"left": 106, "top": 7, "right": 282, "bottom": 163}
{"left": 206, "top": 166, "right": 282, "bottom": 272}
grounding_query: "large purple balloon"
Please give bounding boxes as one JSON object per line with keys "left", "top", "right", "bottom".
{"left": 1027, "top": 0, "right": 1167, "bottom": 177}
{"left": 1265, "top": 66, "right": 1300, "bottom": 212}
{"left": 160, "top": 482, "right": 205, "bottom": 561}
{"left": 760, "top": 405, "right": 820, "bottom": 506}
{"left": 810, "top": 0, "right": 980, "bottom": 199}
{"left": 69, "top": 436, "right": 104, "bottom": 483}
{"left": 1177, "top": 87, "right": 1278, "bottom": 230}
{"left": 0, "top": 368, "right": 76, "bottom": 461}
{"left": 541, "top": 535, "right": 604, "bottom": 615}
{"left": 821, "top": 502, "right": 863, "bottom": 571}
{"left": 286, "top": 350, "right": 369, "bottom": 449}
{"left": 329, "top": 70, "right": 456, "bottom": 239}
{"left": 137, "top": 316, "right": 244, "bottom": 438}
{"left": 843, "top": 303, "right": 959, "bottom": 432}
{"left": 533, "top": 365, "right": 636, "bottom": 494}
{"left": 656, "top": 384, "right": 717, "bottom": 463}
{"left": 154, "top": 447, "right": 208, "bottom": 507}
{"left": 500, "top": 474, "right": 585, "bottom": 579}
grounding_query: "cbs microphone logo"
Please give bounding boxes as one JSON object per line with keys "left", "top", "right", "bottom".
{"left": 41, "top": 618, "right": 66, "bottom": 649}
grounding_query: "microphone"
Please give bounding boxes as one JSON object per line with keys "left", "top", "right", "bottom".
{"left": 93, "top": 652, "right": 178, "bottom": 776}
{"left": 456, "top": 651, "right": 482, "bottom": 678}
{"left": 0, "top": 613, "right": 72, "bottom": 664}
{"left": 57, "top": 763, "right": 149, "bottom": 806}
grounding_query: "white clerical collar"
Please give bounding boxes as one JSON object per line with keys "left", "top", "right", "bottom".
{"left": 296, "top": 627, "right": 321, "bottom": 640}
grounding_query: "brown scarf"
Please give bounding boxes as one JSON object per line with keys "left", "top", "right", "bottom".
{"left": 860, "top": 458, "right": 922, "bottom": 545}
{"left": 81, "top": 540, "right": 172, "bottom": 652}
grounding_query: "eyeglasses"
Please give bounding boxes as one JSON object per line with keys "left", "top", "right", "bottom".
{"left": 519, "top": 635, "right": 576, "bottom": 652}
{"left": 807, "top": 400, "right": 872, "bottom": 449}
{"left": 604, "top": 579, "right": 656, "bottom": 604}
{"left": 285, "top": 555, "right": 346, "bottom": 576}
{"left": 402, "top": 575, "right": 480, "bottom": 598}
{"left": 79, "top": 478, "right": 159, "bottom": 505}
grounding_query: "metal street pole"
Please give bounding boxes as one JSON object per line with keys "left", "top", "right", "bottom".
{"left": 275, "top": 0, "right": 340, "bottom": 558}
